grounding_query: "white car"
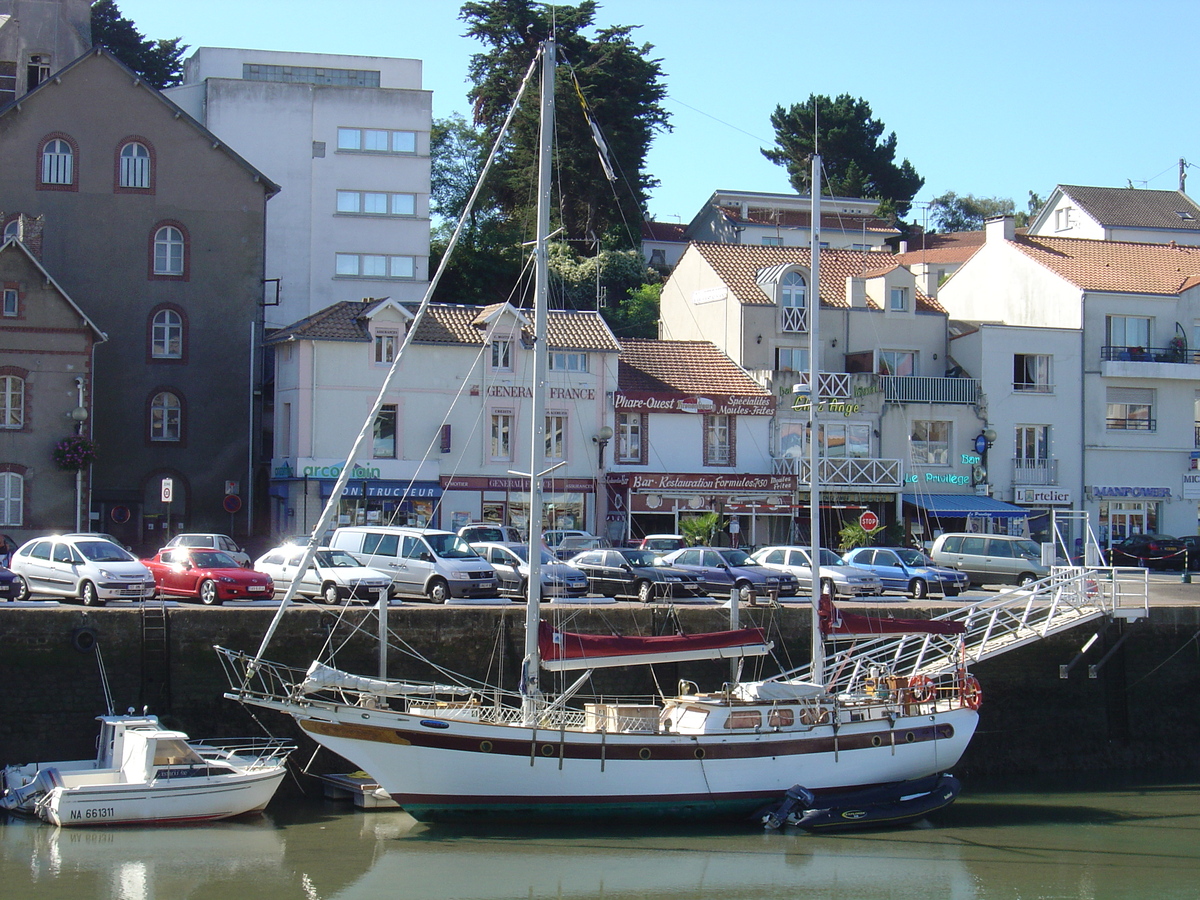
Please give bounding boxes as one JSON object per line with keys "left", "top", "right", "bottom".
{"left": 11, "top": 535, "right": 156, "bottom": 605}
{"left": 163, "top": 533, "right": 251, "bottom": 567}
{"left": 254, "top": 546, "right": 395, "bottom": 604}
{"left": 749, "top": 546, "right": 884, "bottom": 598}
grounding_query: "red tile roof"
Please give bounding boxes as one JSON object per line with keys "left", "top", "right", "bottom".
{"left": 642, "top": 220, "right": 688, "bottom": 242}
{"left": 1009, "top": 234, "right": 1200, "bottom": 295}
{"left": 618, "top": 338, "right": 769, "bottom": 395}
{"left": 892, "top": 230, "right": 987, "bottom": 266}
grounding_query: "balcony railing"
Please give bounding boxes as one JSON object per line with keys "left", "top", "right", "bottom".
{"left": 1012, "top": 458, "right": 1059, "bottom": 485}
{"left": 773, "top": 456, "right": 902, "bottom": 490}
{"left": 1106, "top": 417, "right": 1156, "bottom": 431}
{"left": 880, "top": 375, "right": 980, "bottom": 405}
{"left": 1101, "top": 344, "right": 1194, "bottom": 364}
{"left": 779, "top": 306, "right": 808, "bottom": 333}
{"left": 789, "top": 371, "right": 851, "bottom": 399}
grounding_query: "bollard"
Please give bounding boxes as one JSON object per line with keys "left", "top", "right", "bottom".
{"left": 1183, "top": 571, "right": 1192, "bottom": 584}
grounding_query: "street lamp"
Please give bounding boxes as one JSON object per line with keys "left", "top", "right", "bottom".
{"left": 69, "top": 383, "right": 89, "bottom": 532}
{"left": 592, "top": 425, "right": 614, "bottom": 542}
{"left": 972, "top": 428, "right": 997, "bottom": 492}
{"left": 592, "top": 425, "right": 614, "bottom": 469}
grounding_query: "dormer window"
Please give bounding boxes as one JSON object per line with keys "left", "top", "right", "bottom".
{"left": 779, "top": 270, "right": 807, "bottom": 333}
{"left": 889, "top": 287, "right": 908, "bottom": 311}
{"left": 491, "top": 339, "right": 512, "bottom": 371}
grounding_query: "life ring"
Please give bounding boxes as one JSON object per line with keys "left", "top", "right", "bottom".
{"left": 71, "top": 626, "right": 98, "bottom": 654}
{"left": 959, "top": 675, "right": 982, "bottom": 710}
{"left": 906, "top": 674, "right": 934, "bottom": 705}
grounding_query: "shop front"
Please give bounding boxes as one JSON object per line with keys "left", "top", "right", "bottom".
{"left": 439, "top": 475, "right": 596, "bottom": 535}
{"left": 903, "top": 491, "right": 1030, "bottom": 546}
{"left": 1012, "top": 487, "right": 1073, "bottom": 545}
{"left": 1088, "top": 484, "right": 1173, "bottom": 547}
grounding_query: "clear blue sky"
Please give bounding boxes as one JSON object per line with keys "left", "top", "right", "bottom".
{"left": 116, "top": 0, "right": 1200, "bottom": 226}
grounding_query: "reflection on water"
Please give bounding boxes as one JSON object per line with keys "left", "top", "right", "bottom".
{"left": 3, "top": 777, "right": 1200, "bottom": 899}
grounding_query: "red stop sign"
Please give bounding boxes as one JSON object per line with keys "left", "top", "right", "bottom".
{"left": 859, "top": 510, "right": 879, "bottom": 531}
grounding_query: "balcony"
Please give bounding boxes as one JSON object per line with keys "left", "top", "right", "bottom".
{"left": 1100, "top": 345, "right": 1200, "bottom": 381}
{"left": 1011, "top": 458, "right": 1059, "bottom": 485}
{"left": 789, "top": 371, "right": 851, "bottom": 399}
{"left": 779, "top": 306, "right": 808, "bottom": 333}
{"left": 773, "top": 456, "right": 902, "bottom": 490}
{"left": 880, "top": 375, "right": 980, "bottom": 405}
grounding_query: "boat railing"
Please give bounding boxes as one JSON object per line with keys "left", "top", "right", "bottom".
{"left": 192, "top": 737, "right": 297, "bottom": 769}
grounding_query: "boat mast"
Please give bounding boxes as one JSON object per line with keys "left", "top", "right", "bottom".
{"left": 521, "top": 38, "right": 555, "bottom": 722}
{"left": 808, "top": 153, "right": 824, "bottom": 685}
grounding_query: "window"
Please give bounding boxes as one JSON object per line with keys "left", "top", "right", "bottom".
{"left": 336, "top": 190, "right": 417, "bottom": 216}
{"left": 0, "top": 375, "right": 24, "bottom": 428}
{"left": 153, "top": 225, "right": 185, "bottom": 276}
{"left": 3, "top": 289, "right": 17, "bottom": 317}
{"left": 335, "top": 253, "right": 416, "bottom": 279}
{"left": 150, "top": 391, "right": 182, "bottom": 442}
{"left": 1054, "top": 206, "right": 1075, "bottom": 231}
{"left": 1015, "top": 425, "right": 1049, "bottom": 460}
{"left": 490, "top": 410, "right": 513, "bottom": 461}
{"left": 373, "top": 404, "right": 397, "bottom": 458}
{"left": 0, "top": 471, "right": 22, "bottom": 526}
{"left": 911, "top": 420, "right": 950, "bottom": 465}
{"left": 779, "top": 270, "right": 807, "bottom": 332}
{"left": 545, "top": 413, "right": 567, "bottom": 460}
{"left": 548, "top": 351, "right": 587, "bottom": 372}
{"left": 1013, "top": 354, "right": 1052, "bottom": 392}
{"left": 374, "top": 330, "right": 398, "bottom": 364}
{"left": 40, "top": 137, "right": 73, "bottom": 185}
{"left": 336, "top": 127, "right": 417, "bottom": 154}
{"left": 823, "top": 423, "right": 871, "bottom": 458}
{"left": 616, "top": 412, "right": 645, "bottom": 464}
{"left": 490, "top": 339, "right": 512, "bottom": 371}
{"left": 761, "top": 236, "right": 783, "bottom": 246}
{"left": 27, "top": 53, "right": 49, "bottom": 89}
{"left": 1106, "top": 387, "right": 1154, "bottom": 431}
{"left": 704, "top": 414, "right": 734, "bottom": 466}
{"left": 119, "top": 141, "right": 151, "bottom": 189}
{"left": 0, "top": 60, "right": 15, "bottom": 105}
{"left": 150, "top": 309, "right": 184, "bottom": 359}
{"left": 889, "top": 287, "right": 908, "bottom": 311}
{"left": 2, "top": 219, "right": 17, "bottom": 242}
{"left": 244, "top": 64, "right": 380, "bottom": 86}
{"left": 880, "top": 350, "right": 916, "bottom": 376}
{"left": 1107, "top": 315, "right": 1151, "bottom": 352}
{"left": 775, "top": 347, "right": 808, "bottom": 372}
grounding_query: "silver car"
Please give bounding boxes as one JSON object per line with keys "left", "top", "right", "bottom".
{"left": 749, "top": 546, "right": 883, "bottom": 598}
{"left": 254, "top": 546, "right": 395, "bottom": 604}
{"left": 11, "top": 535, "right": 156, "bottom": 605}
{"left": 471, "top": 542, "right": 589, "bottom": 600}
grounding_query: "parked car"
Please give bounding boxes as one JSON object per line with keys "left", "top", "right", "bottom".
{"left": 10, "top": 535, "right": 156, "bottom": 605}
{"left": 635, "top": 534, "right": 687, "bottom": 553}
{"left": 929, "top": 533, "right": 1050, "bottom": 586}
{"left": 254, "top": 546, "right": 395, "bottom": 604}
{"left": 0, "top": 533, "right": 16, "bottom": 568}
{"left": 329, "top": 526, "right": 497, "bottom": 603}
{"left": 471, "top": 542, "right": 589, "bottom": 600}
{"left": 62, "top": 532, "right": 131, "bottom": 551}
{"left": 0, "top": 563, "right": 17, "bottom": 601}
{"left": 458, "top": 523, "right": 525, "bottom": 545}
{"left": 162, "top": 533, "right": 251, "bottom": 567}
{"left": 543, "top": 529, "right": 592, "bottom": 552}
{"left": 141, "top": 547, "right": 273, "bottom": 605}
{"left": 748, "top": 546, "right": 883, "bottom": 599}
{"left": 661, "top": 547, "right": 801, "bottom": 599}
{"left": 841, "top": 547, "right": 970, "bottom": 598}
{"left": 1179, "top": 535, "right": 1200, "bottom": 570}
{"left": 1105, "top": 534, "right": 1188, "bottom": 570}
{"left": 553, "top": 535, "right": 611, "bottom": 560}
{"left": 567, "top": 547, "right": 706, "bottom": 603}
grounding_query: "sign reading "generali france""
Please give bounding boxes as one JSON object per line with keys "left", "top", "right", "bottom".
{"left": 614, "top": 392, "right": 776, "bottom": 416}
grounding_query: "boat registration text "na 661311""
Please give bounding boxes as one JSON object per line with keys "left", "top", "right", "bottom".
{"left": 71, "top": 807, "right": 116, "bottom": 821}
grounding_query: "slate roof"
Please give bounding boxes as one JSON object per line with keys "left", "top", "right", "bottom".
{"left": 690, "top": 242, "right": 945, "bottom": 313}
{"left": 1008, "top": 234, "right": 1200, "bottom": 295}
{"left": 618, "top": 338, "right": 769, "bottom": 395}
{"left": 1058, "top": 185, "right": 1200, "bottom": 232}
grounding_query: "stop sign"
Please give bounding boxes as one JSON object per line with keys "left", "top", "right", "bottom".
{"left": 859, "top": 509, "right": 880, "bottom": 531}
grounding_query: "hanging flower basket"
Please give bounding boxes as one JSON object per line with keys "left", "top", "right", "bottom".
{"left": 52, "top": 434, "right": 98, "bottom": 471}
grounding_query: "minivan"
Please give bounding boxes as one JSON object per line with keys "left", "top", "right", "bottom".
{"left": 928, "top": 533, "right": 1050, "bottom": 587}
{"left": 329, "top": 526, "right": 497, "bottom": 603}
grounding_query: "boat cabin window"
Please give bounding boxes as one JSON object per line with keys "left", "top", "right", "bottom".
{"left": 673, "top": 707, "right": 709, "bottom": 731}
{"left": 768, "top": 708, "right": 794, "bottom": 727}
{"left": 152, "top": 739, "right": 204, "bottom": 766}
{"left": 724, "top": 709, "right": 762, "bottom": 729}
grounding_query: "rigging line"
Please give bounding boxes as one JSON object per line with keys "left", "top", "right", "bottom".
{"left": 664, "top": 93, "right": 774, "bottom": 145}
{"left": 1124, "top": 628, "right": 1200, "bottom": 690}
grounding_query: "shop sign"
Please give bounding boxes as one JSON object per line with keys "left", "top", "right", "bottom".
{"left": 627, "top": 473, "right": 793, "bottom": 493}
{"left": 905, "top": 472, "right": 970, "bottom": 485}
{"left": 790, "top": 398, "right": 862, "bottom": 417}
{"left": 1183, "top": 473, "right": 1200, "bottom": 499}
{"left": 486, "top": 385, "right": 596, "bottom": 400}
{"left": 322, "top": 481, "right": 442, "bottom": 499}
{"left": 441, "top": 475, "right": 595, "bottom": 493}
{"left": 1015, "top": 487, "right": 1072, "bottom": 505}
{"left": 1089, "top": 485, "right": 1172, "bottom": 499}
{"left": 614, "top": 391, "right": 776, "bottom": 416}
{"left": 303, "top": 463, "right": 381, "bottom": 479}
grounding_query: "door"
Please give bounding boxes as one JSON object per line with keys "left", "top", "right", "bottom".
{"left": 487, "top": 546, "right": 521, "bottom": 594}
{"left": 869, "top": 549, "right": 908, "bottom": 591}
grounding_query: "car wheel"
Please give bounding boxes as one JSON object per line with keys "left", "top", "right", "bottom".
{"left": 636, "top": 580, "right": 655, "bottom": 604}
{"left": 1017, "top": 572, "right": 1037, "bottom": 588}
{"left": 516, "top": 578, "right": 532, "bottom": 603}
{"left": 80, "top": 580, "right": 105, "bottom": 607}
{"left": 199, "top": 579, "right": 222, "bottom": 606}
{"left": 321, "top": 582, "right": 341, "bottom": 605}
{"left": 909, "top": 578, "right": 928, "bottom": 600}
{"left": 13, "top": 575, "right": 30, "bottom": 602}
{"left": 820, "top": 578, "right": 834, "bottom": 598}
{"left": 427, "top": 577, "right": 450, "bottom": 604}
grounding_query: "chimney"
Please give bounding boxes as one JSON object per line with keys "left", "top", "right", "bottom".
{"left": 898, "top": 240, "right": 909, "bottom": 254}
{"left": 985, "top": 214, "right": 1015, "bottom": 243}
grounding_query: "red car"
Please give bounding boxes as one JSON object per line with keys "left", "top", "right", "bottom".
{"left": 141, "top": 547, "right": 273, "bottom": 605}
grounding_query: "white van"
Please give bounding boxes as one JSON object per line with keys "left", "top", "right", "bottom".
{"left": 928, "top": 533, "right": 1050, "bottom": 587}
{"left": 329, "top": 526, "right": 497, "bottom": 603}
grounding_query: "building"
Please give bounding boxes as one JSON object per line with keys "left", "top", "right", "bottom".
{"left": 0, "top": 0, "right": 90, "bottom": 105}
{"left": 167, "top": 47, "right": 433, "bottom": 330}
{"left": 1026, "top": 184, "right": 1200, "bottom": 246}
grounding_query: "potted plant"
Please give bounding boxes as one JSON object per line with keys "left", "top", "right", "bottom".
{"left": 52, "top": 434, "right": 98, "bottom": 472}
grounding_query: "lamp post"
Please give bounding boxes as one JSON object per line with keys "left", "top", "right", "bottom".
{"left": 972, "top": 428, "right": 997, "bottom": 495}
{"left": 70, "top": 377, "right": 88, "bottom": 532}
{"left": 592, "top": 425, "right": 614, "bottom": 538}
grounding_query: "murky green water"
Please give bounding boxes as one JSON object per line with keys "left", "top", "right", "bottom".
{"left": 3, "top": 776, "right": 1198, "bottom": 899}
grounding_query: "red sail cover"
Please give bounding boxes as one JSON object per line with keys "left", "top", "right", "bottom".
{"left": 538, "top": 621, "right": 772, "bottom": 670}
{"left": 819, "top": 596, "right": 966, "bottom": 637}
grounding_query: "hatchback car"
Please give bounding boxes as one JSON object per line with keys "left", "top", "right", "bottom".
{"left": 11, "top": 535, "right": 156, "bottom": 605}
{"left": 661, "top": 547, "right": 801, "bottom": 599}
{"left": 841, "top": 547, "right": 970, "bottom": 598}
{"left": 568, "top": 547, "right": 706, "bottom": 603}
{"left": 636, "top": 534, "right": 687, "bottom": 553}
{"left": 471, "top": 542, "right": 589, "bottom": 600}
{"left": 141, "top": 547, "right": 274, "bottom": 605}
{"left": 748, "top": 546, "right": 883, "bottom": 599}
{"left": 162, "top": 533, "right": 251, "bottom": 567}
{"left": 254, "top": 546, "right": 394, "bottom": 604}
{"left": 458, "top": 523, "right": 524, "bottom": 545}
{"left": 0, "top": 563, "right": 18, "bottom": 601}
{"left": 1105, "top": 534, "right": 1188, "bottom": 570}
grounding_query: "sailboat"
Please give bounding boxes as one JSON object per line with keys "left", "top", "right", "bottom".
{"left": 217, "top": 38, "right": 980, "bottom": 822}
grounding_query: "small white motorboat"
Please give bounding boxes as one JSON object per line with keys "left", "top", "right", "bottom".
{"left": 1, "top": 713, "right": 294, "bottom": 827}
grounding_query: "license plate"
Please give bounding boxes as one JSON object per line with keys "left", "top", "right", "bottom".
{"left": 247, "top": 585, "right": 266, "bottom": 592}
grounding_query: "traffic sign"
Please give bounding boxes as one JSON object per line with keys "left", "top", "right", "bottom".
{"left": 161, "top": 477, "right": 174, "bottom": 503}
{"left": 859, "top": 509, "right": 880, "bottom": 532}
{"left": 223, "top": 494, "right": 242, "bottom": 514}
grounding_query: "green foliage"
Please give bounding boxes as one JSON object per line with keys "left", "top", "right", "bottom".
{"left": 679, "top": 511, "right": 721, "bottom": 546}
{"left": 603, "top": 281, "right": 661, "bottom": 339}
{"left": 762, "top": 93, "right": 923, "bottom": 217}
{"left": 546, "top": 242, "right": 652, "bottom": 310}
{"left": 1017, "top": 190, "right": 1045, "bottom": 228}
{"left": 90, "top": 0, "right": 187, "bottom": 89}
{"left": 431, "top": 113, "right": 493, "bottom": 234}
{"left": 928, "top": 191, "right": 1016, "bottom": 233}
{"left": 837, "top": 522, "right": 875, "bottom": 551}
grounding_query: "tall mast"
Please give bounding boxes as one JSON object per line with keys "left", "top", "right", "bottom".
{"left": 808, "top": 154, "right": 824, "bottom": 685}
{"left": 521, "top": 38, "right": 555, "bottom": 721}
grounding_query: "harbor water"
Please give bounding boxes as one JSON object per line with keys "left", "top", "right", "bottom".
{"left": 2, "top": 774, "right": 1198, "bottom": 899}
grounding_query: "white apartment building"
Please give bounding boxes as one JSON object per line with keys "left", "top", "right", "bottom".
{"left": 167, "top": 48, "right": 432, "bottom": 329}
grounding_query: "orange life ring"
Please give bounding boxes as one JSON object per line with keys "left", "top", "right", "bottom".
{"left": 959, "top": 675, "right": 982, "bottom": 710}
{"left": 906, "top": 674, "right": 934, "bottom": 705}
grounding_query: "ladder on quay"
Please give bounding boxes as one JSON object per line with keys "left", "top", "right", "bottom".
{"left": 140, "top": 595, "right": 171, "bottom": 711}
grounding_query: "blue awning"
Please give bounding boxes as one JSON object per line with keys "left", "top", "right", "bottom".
{"left": 903, "top": 493, "right": 1029, "bottom": 519}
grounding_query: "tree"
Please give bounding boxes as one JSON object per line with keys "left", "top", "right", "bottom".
{"left": 603, "top": 281, "right": 660, "bottom": 339}
{"left": 460, "top": 0, "right": 670, "bottom": 249}
{"left": 928, "top": 191, "right": 1016, "bottom": 233}
{"left": 762, "top": 94, "right": 923, "bottom": 218}
{"left": 90, "top": 0, "right": 187, "bottom": 89}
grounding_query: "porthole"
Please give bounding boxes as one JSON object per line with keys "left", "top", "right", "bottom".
{"left": 639, "top": 748, "right": 651, "bottom": 760}
{"left": 479, "top": 740, "right": 493, "bottom": 753}
{"left": 905, "top": 731, "right": 916, "bottom": 743}
{"left": 541, "top": 744, "right": 555, "bottom": 756}
{"left": 871, "top": 735, "right": 882, "bottom": 747}
{"left": 693, "top": 748, "right": 706, "bottom": 760}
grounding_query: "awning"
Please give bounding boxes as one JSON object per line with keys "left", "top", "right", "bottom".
{"left": 903, "top": 492, "right": 1028, "bottom": 519}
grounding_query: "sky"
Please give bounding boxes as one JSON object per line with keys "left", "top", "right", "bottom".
{"left": 115, "top": 0, "right": 1200, "bottom": 227}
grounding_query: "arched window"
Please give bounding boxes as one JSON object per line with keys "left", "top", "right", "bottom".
{"left": 779, "top": 270, "right": 808, "bottom": 333}
{"left": 150, "top": 391, "right": 182, "bottom": 442}
{"left": 153, "top": 225, "right": 184, "bottom": 276}
{"left": 0, "top": 375, "right": 24, "bottom": 428}
{"left": 119, "top": 141, "right": 151, "bottom": 189}
{"left": 0, "top": 471, "right": 22, "bottom": 526}
{"left": 41, "top": 138, "right": 73, "bottom": 185}
{"left": 2, "top": 219, "right": 18, "bottom": 242}
{"left": 150, "top": 308, "right": 184, "bottom": 359}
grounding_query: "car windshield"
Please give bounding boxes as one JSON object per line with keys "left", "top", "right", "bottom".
{"left": 894, "top": 548, "right": 936, "bottom": 566}
{"left": 175, "top": 535, "right": 214, "bottom": 548}
{"left": 505, "top": 546, "right": 557, "bottom": 565}
{"left": 192, "top": 550, "right": 239, "bottom": 568}
{"left": 424, "top": 533, "right": 479, "bottom": 559}
{"left": 620, "top": 549, "right": 668, "bottom": 567}
{"left": 816, "top": 549, "right": 849, "bottom": 567}
{"left": 717, "top": 549, "right": 754, "bottom": 566}
{"left": 1014, "top": 540, "right": 1042, "bottom": 560}
{"left": 314, "top": 550, "right": 361, "bottom": 568}
{"left": 76, "top": 541, "right": 135, "bottom": 562}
